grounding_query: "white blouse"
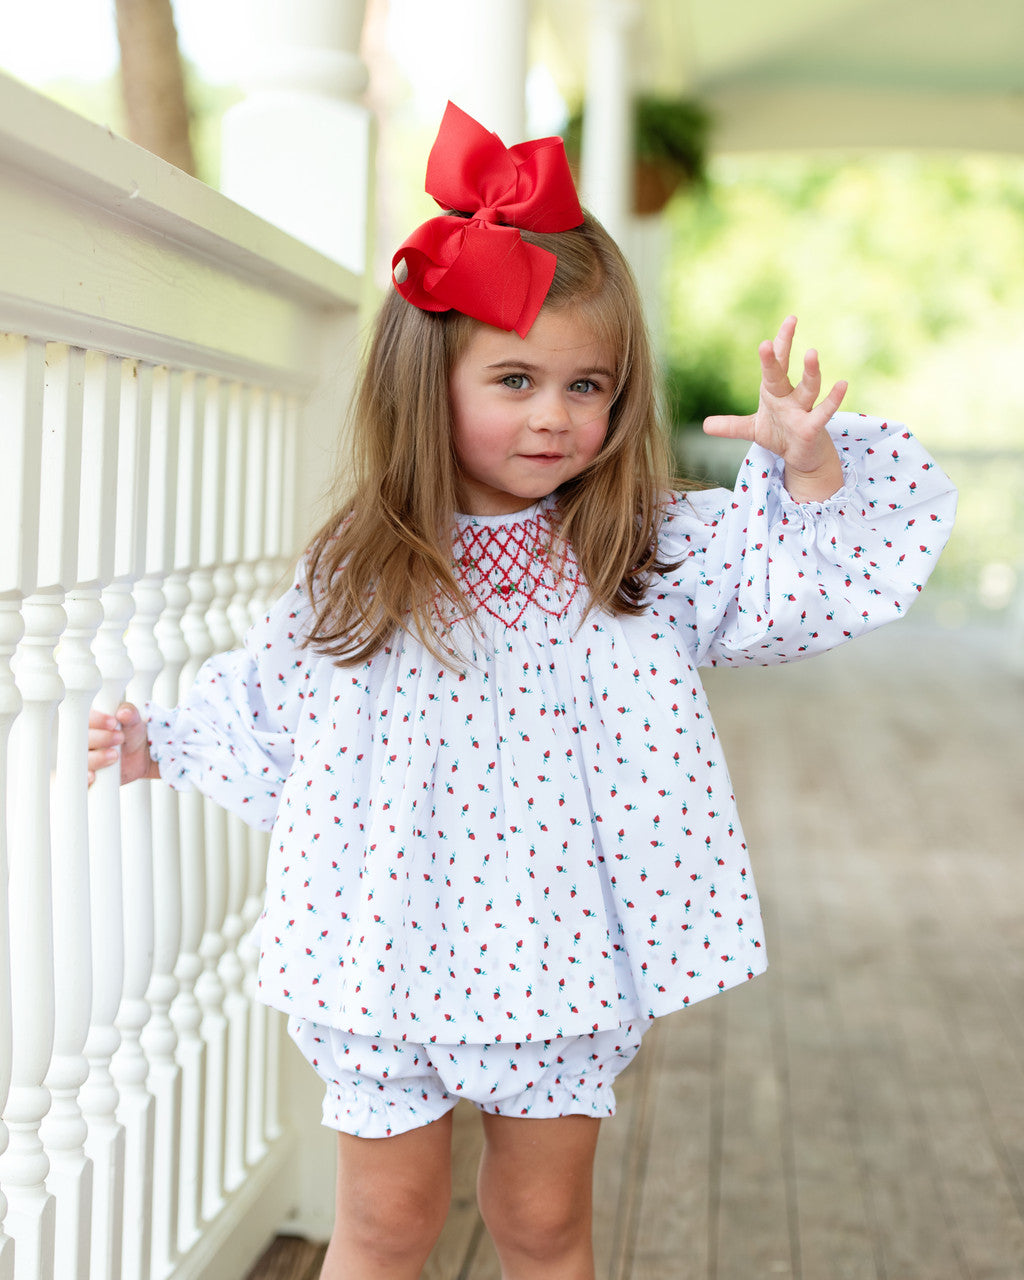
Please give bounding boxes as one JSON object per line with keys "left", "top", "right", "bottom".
{"left": 147, "top": 413, "right": 956, "bottom": 1045}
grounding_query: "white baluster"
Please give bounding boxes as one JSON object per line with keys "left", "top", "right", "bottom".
{"left": 116, "top": 574, "right": 166, "bottom": 1280}
{"left": 264, "top": 392, "right": 287, "bottom": 570}
{"left": 189, "top": 376, "right": 233, "bottom": 1222}
{"left": 173, "top": 569, "right": 211, "bottom": 1251}
{"left": 167, "top": 368, "right": 209, "bottom": 1249}
{"left": 2, "top": 334, "right": 61, "bottom": 1280}
{"left": 115, "top": 363, "right": 182, "bottom": 1280}
{"left": 117, "top": 362, "right": 179, "bottom": 1280}
{"left": 0, "top": 601, "right": 25, "bottom": 1280}
{"left": 85, "top": 355, "right": 151, "bottom": 1280}
{"left": 37, "top": 341, "right": 98, "bottom": 1280}
{"left": 83, "top": 582, "right": 134, "bottom": 1280}
{"left": 145, "top": 575, "right": 189, "bottom": 1277}
{"left": 279, "top": 395, "right": 300, "bottom": 564}
{"left": 45, "top": 591, "right": 103, "bottom": 1280}
{"left": 6, "top": 592, "right": 66, "bottom": 1280}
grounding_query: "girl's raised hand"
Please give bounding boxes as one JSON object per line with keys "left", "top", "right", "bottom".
{"left": 87, "top": 703, "right": 159, "bottom": 787}
{"left": 702, "top": 316, "right": 848, "bottom": 502}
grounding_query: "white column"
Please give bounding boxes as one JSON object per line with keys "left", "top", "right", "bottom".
{"left": 580, "top": 0, "right": 639, "bottom": 245}
{"left": 433, "top": 0, "right": 528, "bottom": 141}
{"left": 220, "top": 0, "right": 373, "bottom": 274}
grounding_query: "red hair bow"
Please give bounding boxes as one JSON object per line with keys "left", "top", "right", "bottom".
{"left": 392, "top": 102, "right": 584, "bottom": 338}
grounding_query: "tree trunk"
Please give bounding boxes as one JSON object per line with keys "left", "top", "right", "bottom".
{"left": 115, "top": 0, "right": 196, "bottom": 175}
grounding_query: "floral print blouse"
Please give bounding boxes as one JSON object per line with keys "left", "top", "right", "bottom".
{"left": 147, "top": 414, "right": 956, "bottom": 1045}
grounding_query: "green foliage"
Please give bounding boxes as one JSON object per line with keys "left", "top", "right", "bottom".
{"left": 661, "top": 151, "right": 1024, "bottom": 618}
{"left": 633, "top": 95, "right": 710, "bottom": 179}
{"left": 663, "top": 350, "right": 751, "bottom": 426}
{"left": 564, "top": 94, "right": 710, "bottom": 184}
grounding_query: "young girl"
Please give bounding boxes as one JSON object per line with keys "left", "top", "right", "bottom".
{"left": 89, "top": 103, "right": 956, "bottom": 1280}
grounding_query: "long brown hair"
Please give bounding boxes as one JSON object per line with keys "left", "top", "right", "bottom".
{"left": 303, "top": 212, "right": 681, "bottom": 666}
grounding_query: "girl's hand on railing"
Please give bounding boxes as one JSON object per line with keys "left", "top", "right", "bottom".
{"left": 88, "top": 703, "right": 161, "bottom": 786}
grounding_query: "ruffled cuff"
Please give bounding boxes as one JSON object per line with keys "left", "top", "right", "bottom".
{"left": 658, "top": 413, "right": 957, "bottom": 668}
{"left": 144, "top": 701, "right": 243, "bottom": 792}
{"left": 143, "top": 699, "right": 285, "bottom": 831}
{"left": 773, "top": 448, "right": 859, "bottom": 516}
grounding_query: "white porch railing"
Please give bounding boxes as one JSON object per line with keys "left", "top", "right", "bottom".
{"left": 0, "top": 73, "right": 364, "bottom": 1280}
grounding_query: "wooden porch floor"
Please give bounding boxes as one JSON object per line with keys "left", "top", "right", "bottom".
{"left": 247, "top": 622, "right": 1024, "bottom": 1280}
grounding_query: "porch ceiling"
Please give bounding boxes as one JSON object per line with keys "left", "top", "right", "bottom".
{"left": 537, "top": 0, "right": 1024, "bottom": 154}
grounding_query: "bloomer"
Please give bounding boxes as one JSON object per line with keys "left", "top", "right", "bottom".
{"left": 288, "top": 1016, "right": 649, "bottom": 1139}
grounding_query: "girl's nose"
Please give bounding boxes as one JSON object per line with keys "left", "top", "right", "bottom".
{"left": 528, "top": 391, "right": 570, "bottom": 432}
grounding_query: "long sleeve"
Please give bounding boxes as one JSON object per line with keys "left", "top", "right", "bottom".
{"left": 145, "top": 574, "right": 319, "bottom": 829}
{"left": 652, "top": 413, "right": 957, "bottom": 667}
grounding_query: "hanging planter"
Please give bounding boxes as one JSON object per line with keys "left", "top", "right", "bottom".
{"left": 563, "top": 94, "right": 711, "bottom": 215}
{"left": 631, "top": 95, "right": 710, "bottom": 212}
{"left": 633, "top": 157, "right": 687, "bottom": 215}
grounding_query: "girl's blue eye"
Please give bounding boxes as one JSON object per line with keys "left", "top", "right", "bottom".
{"left": 501, "top": 374, "right": 528, "bottom": 390}
{"left": 569, "top": 379, "right": 599, "bottom": 394}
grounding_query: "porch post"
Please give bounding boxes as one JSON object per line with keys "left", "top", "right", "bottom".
{"left": 220, "top": 0, "right": 373, "bottom": 275}
{"left": 580, "top": 0, "right": 639, "bottom": 246}
{"left": 437, "top": 0, "right": 528, "bottom": 141}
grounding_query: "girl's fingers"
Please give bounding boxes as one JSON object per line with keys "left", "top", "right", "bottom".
{"left": 703, "top": 411, "right": 757, "bottom": 441}
{"left": 795, "top": 349, "right": 823, "bottom": 406}
{"left": 758, "top": 341, "right": 792, "bottom": 399}
{"left": 818, "top": 379, "right": 849, "bottom": 418}
{"left": 771, "top": 315, "right": 797, "bottom": 370}
{"left": 87, "top": 701, "right": 146, "bottom": 787}
{"left": 90, "top": 703, "right": 138, "bottom": 729}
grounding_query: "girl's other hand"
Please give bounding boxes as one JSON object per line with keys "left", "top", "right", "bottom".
{"left": 702, "top": 316, "right": 847, "bottom": 502}
{"left": 87, "top": 703, "right": 159, "bottom": 786}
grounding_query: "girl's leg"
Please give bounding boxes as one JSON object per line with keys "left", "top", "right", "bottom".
{"left": 319, "top": 1109, "right": 454, "bottom": 1280}
{"left": 476, "top": 1113, "right": 601, "bottom": 1280}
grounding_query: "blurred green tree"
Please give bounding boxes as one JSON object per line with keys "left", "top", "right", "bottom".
{"left": 662, "top": 151, "right": 1024, "bottom": 618}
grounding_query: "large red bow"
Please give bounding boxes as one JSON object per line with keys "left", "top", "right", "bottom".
{"left": 392, "top": 102, "right": 584, "bottom": 338}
